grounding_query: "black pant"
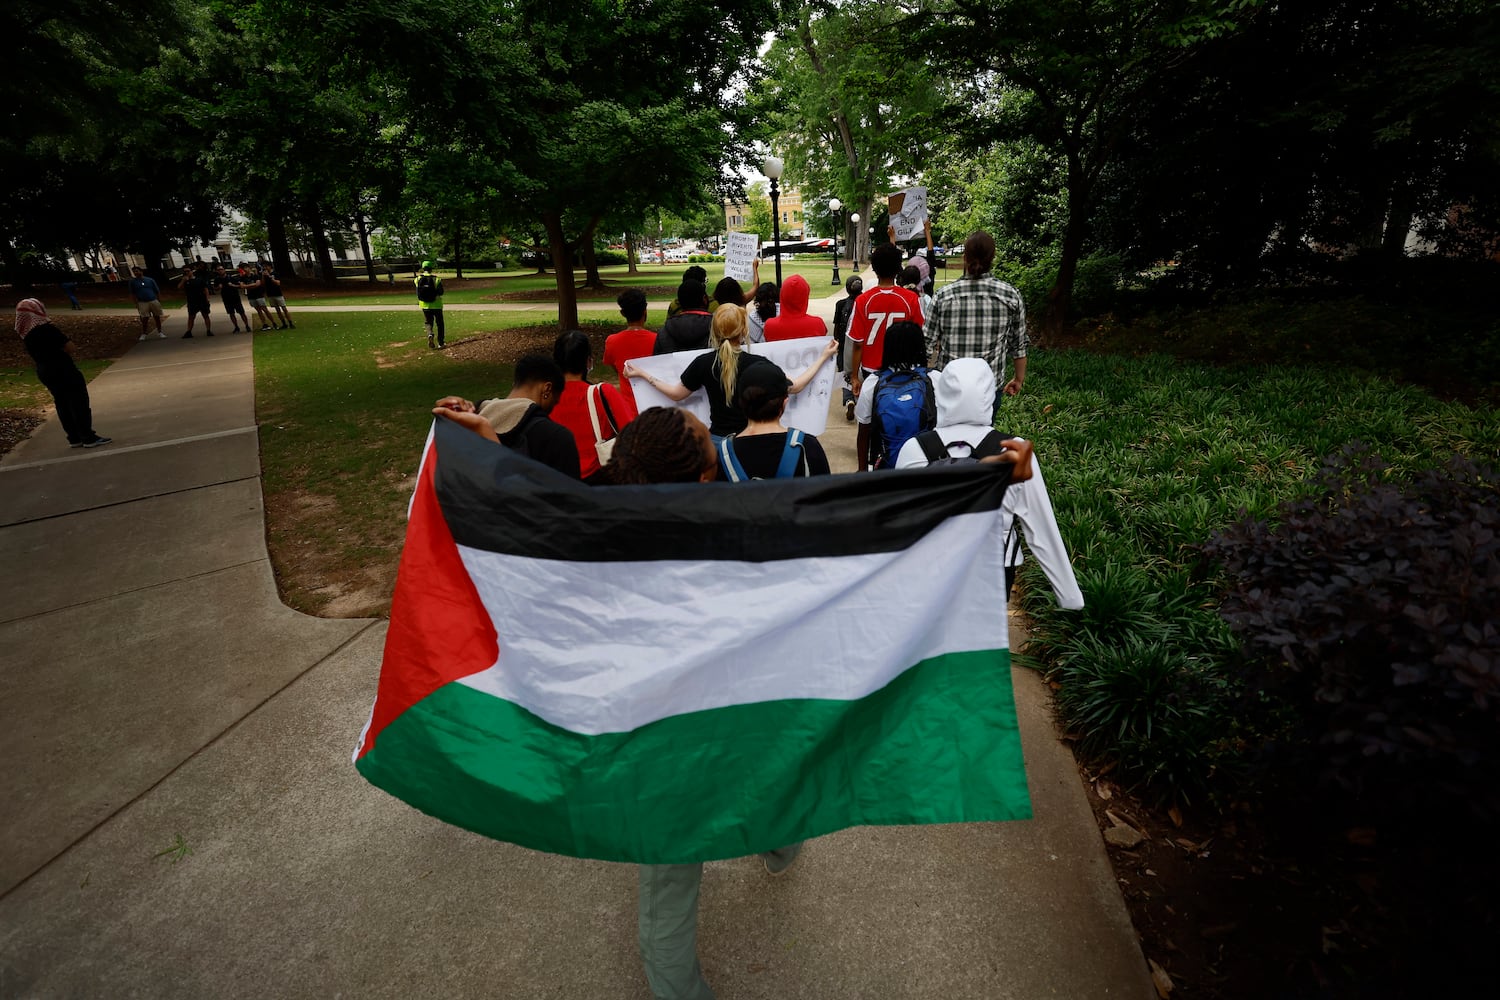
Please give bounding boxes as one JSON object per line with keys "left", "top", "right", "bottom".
{"left": 39, "top": 366, "right": 95, "bottom": 445}
{"left": 422, "top": 308, "right": 445, "bottom": 345}
{"left": 222, "top": 296, "right": 249, "bottom": 324}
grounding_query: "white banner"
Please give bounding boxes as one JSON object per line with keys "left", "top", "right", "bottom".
{"left": 723, "top": 231, "right": 760, "bottom": 283}
{"left": 889, "top": 186, "right": 928, "bottom": 241}
{"left": 627, "top": 339, "right": 836, "bottom": 437}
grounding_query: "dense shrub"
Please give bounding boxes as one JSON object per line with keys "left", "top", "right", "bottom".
{"left": 993, "top": 249, "right": 1125, "bottom": 320}
{"left": 1204, "top": 445, "right": 1500, "bottom": 815}
{"left": 688, "top": 254, "right": 725, "bottom": 263}
{"left": 594, "top": 249, "right": 629, "bottom": 266}
{"left": 1009, "top": 350, "right": 1496, "bottom": 803}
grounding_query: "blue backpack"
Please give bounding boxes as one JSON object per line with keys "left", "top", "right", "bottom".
{"left": 719, "top": 430, "right": 806, "bottom": 481}
{"left": 869, "top": 367, "right": 936, "bottom": 468}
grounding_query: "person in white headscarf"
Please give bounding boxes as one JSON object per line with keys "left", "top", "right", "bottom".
{"left": 14, "top": 298, "right": 110, "bottom": 448}
{"left": 895, "top": 358, "right": 1081, "bottom": 609}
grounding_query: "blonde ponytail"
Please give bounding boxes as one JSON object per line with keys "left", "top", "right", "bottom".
{"left": 710, "top": 303, "right": 748, "bottom": 404}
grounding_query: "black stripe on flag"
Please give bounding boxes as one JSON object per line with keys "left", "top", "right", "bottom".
{"left": 430, "top": 418, "right": 1014, "bottom": 563}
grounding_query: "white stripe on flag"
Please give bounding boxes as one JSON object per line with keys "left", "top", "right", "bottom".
{"left": 455, "top": 509, "right": 1009, "bottom": 735}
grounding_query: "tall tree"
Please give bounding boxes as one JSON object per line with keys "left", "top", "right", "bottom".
{"left": 756, "top": 0, "right": 947, "bottom": 267}
{"left": 335, "top": 0, "right": 772, "bottom": 330}
{"left": 2, "top": 0, "right": 220, "bottom": 289}
{"left": 915, "top": 0, "right": 1265, "bottom": 331}
{"left": 1093, "top": 0, "right": 1500, "bottom": 283}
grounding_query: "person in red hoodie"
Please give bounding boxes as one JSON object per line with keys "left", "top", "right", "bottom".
{"left": 761, "top": 274, "right": 828, "bottom": 341}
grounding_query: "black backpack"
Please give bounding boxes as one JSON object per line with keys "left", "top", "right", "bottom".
{"left": 416, "top": 273, "right": 439, "bottom": 303}
{"left": 914, "top": 428, "right": 1009, "bottom": 465}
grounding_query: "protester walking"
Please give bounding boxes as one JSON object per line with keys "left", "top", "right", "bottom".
{"left": 14, "top": 298, "right": 110, "bottom": 448}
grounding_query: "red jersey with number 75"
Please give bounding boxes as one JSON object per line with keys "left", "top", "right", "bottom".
{"left": 850, "top": 284, "right": 924, "bottom": 371}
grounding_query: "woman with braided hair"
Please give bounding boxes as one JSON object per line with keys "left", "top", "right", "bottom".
{"left": 592, "top": 406, "right": 717, "bottom": 485}
{"left": 625, "top": 303, "right": 835, "bottom": 442}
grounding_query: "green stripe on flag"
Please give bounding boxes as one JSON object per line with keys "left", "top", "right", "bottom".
{"left": 357, "top": 649, "right": 1030, "bottom": 863}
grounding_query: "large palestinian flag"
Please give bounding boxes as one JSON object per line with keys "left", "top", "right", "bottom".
{"left": 354, "top": 419, "right": 1032, "bottom": 863}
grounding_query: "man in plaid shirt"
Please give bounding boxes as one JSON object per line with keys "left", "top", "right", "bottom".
{"left": 924, "top": 230, "right": 1027, "bottom": 418}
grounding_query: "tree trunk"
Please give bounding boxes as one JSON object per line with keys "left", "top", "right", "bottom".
{"left": 1382, "top": 180, "right": 1417, "bottom": 261}
{"left": 543, "top": 212, "right": 579, "bottom": 332}
{"left": 267, "top": 214, "right": 295, "bottom": 276}
{"left": 307, "top": 207, "right": 337, "bottom": 285}
{"left": 1043, "top": 167, "right": 1090, "bottom": 339}
{"left": 582, "top": 241, "right": 604, "bottom": 289}
{"left": 354, "top": 211, "right": 377, "bottom": 282}
{"left": 138, "top": 235, "right": 170, "bottom": 282}
{"left": 625, "top": 230, "right": 639, "bottom": 273}
{"left": 532, "top": 231, "right": 548, "bottom": 273}
{"left": 453, "top": 218, "right": 464, "bottom": 280}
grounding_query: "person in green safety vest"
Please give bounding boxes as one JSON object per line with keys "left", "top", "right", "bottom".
{"left": 415, "top": 260, "right": 446, "bottom": 349}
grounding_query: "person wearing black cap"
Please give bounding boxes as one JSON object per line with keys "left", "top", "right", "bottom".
{"left": 716, "top": 361, "right": 830, "bottom": 480}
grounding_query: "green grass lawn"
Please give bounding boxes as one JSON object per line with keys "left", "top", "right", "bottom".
{"left": 254, "top": 309, "right": 639, "bottom": 615}
{"left": 297, "top": 259, "right": 931, "bottom": 307}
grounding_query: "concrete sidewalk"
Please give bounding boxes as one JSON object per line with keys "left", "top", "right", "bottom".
{"left": 0, "top": 303, "right": 1153, "bottom": 999}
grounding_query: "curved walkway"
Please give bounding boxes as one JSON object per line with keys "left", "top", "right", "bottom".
{"left": 0, "top": 295, "right": 1153, "bottom": 999}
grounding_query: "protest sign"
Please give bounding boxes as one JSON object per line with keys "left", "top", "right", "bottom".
{"left": 723, "top": 231, "right": 760, "bottom": 283}
{"left": 625, "top": 338, "right": 836, "bottom": 437}
{"left": 889, "top": 186, "right": 928, "bottom": 241}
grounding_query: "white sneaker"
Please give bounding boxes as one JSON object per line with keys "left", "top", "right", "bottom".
{"left": 157, "top": 331, "right": 167, "bottom": 339}
{"left": 139, "top": 334, "right": 147, "bottom": 341}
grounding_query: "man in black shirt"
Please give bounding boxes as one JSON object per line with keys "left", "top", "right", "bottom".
{"left": 431, "top": 355, "right": 581, "bottom": 478}
{"left": 214, "top": 264, "right": 251, "bottom": 332}
{"left": 654, "top": 280, "right": 713, "bottom": 354}
{"left": 177, "top": 263, "right": 215, "bottom": 338}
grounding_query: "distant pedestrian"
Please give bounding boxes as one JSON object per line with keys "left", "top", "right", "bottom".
{"left": 14, "top": 298, "right": 110, "bottom": 448}
{"left": 832, "top": 276, "right": 863, "bottom": 420}
{"left": 240, "top": 264, "right": 275, "bottom": 330}
{"left": 261, "top": 264, "right": 295, "bottom": 329}
{"left": 414, "top": 260, "right": 445, "bottom": 348}
{"left": 128, "top": 266, "right": 166, "bottom": 339}
{"left": 213, "top": 264, "right": 251, "bottom": 333}
{"left": 61, "top": 281, "right": 83, "bottom": 311}
{"left": 177, "top": 263, "right": 214, "bottom": 338}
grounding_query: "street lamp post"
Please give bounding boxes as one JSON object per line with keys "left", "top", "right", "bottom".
{"left": 849, "top": 212, "right": 861, "bottom": 266}
{"left": 763, "top": 155, "right": 784, "bottom": 287}
{"left": 829, "top": 197, "right": 842, "bottom": 285}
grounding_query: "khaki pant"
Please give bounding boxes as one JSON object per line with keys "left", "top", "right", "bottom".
{"left": 637, "top": 843, "right": 802, "bottom": 1000}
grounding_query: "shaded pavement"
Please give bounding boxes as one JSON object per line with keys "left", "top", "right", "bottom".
{"left": 0, "top": 295, "right": 1154, "bottom": 999}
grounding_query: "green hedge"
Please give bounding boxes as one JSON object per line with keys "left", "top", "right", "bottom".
{"left": 1012, "top": 349, "right": 1498, "bottom": 803}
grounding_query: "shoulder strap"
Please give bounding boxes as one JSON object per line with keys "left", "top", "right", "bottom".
{"left": 586, "top": 384, "right": 607, "bottom": 445}
{"left": 718, "top": 434, "right": 750, "bottom": 482}
{"left": 774, "top": 429, "right": 806, "bottom": 478}
{"left": 915, "top": 429, "right": 949, "bottom": 463}
{"left": 597, "top": 385, "right": 619, "bottom": 432}
{"left": 971, "top": 429, "right": 1008, "bottom": 460}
